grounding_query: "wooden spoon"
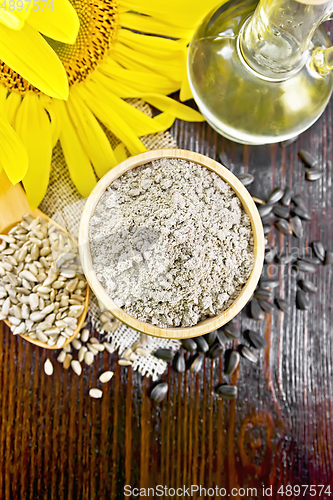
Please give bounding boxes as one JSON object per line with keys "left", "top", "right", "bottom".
{"left": 0, "top": 171, "right": 89, "bottom": 349}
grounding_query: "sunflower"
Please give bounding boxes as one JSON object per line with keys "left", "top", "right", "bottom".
{"left": 0, "top": 0, "right": 79, "bottom": 98}
{"left": 0, "top": 0, "right": 221, "bottom": 208}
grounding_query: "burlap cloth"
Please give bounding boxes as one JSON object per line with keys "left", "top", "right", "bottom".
{"left": 39, "top": 100, "right": 181, "bottom": 380}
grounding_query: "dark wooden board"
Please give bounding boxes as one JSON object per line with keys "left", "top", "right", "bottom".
{"left": 0, "top": 100, "right": 333, "bottom": 499}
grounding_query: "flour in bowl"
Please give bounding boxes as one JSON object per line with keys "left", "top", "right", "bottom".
{"left": 89, "top": 158, "right": 254, "bottom": 327}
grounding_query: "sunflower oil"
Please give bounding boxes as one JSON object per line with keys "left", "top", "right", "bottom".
{"left": 187, "top": 0, "right": 333, "bottom": 145}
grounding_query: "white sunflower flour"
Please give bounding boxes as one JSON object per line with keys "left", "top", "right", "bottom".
{"left": 89, "top": 159, "right": 254, "bottom": 327}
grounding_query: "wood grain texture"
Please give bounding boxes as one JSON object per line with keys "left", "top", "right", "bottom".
{"left": 1, "top": 100, "right": 333, "bottom": 499}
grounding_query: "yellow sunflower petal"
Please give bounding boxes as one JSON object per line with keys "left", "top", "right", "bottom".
{"left": 94, "top": 74, "right": 137, "bottom": 98}
{"left": 0, "top": 86, "right": 6, "bottom": 114}
{"left": 39, "top": 95, "right": 61, "bottom": 148}
{"left": 0, "top": 85, "right": 6, "bottom": 101}
{"left": 52, "top": 99, "right": 97, "bottom": 197}
{"left": 141, "top": 94, "right": 204, "bottom": 122}
{"left": 0, "top": 115, "right": 28, "bottom": 184}
{"left": 27, "top": 0, "right": 79, "bottom": 44}
{"left": 119, "top": 12, "right": 194, "bottom": 40}
{"left": 77, "top": 85, "right": 147, "bottom": 156}
{"left": 118, "top": 29, "right": 186, "bottom": 59}
{"left": 0, "top": 22, "right": 68, "bottom": 99}
{"left": 120, "top": 0, "right": 221, "bottom": 29}
{"left": 113, "top": 42, "right": 185, "bottom": 82}
{"left": 87, "top": 74, "right": 173, "bottom": 136}
{"left": 100, "top": 58, "right": 179, "bottom": 95}
{"left": 66, "top": 90, "right": 118, "bottom": 178}
{"left": 4, "top": 92, "right": 21, "bottom": 126}
{"left": 0, "top": 0, "right": 32, "bottom": 30}
{"left": 153, "top": 113, "right": 175, "bottom": 129}
{"left": 14, "top": 93, "right": 52, "bottom": 209}
{"left": 114, "top": 143, "right": 128, "bottom": 163}
{"left": 180, "top": 76, "right": 194, "bottom": 102}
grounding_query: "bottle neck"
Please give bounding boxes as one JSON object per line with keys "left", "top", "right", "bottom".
{"left": 240, "top": 0, "right": 333, "bottom": 80}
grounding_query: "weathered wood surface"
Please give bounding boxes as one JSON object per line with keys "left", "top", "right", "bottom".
{"left": 0, "top": 106, "right": 333, "bottom": 499}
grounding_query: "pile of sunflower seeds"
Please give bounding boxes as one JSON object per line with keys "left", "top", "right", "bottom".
{"left": 248, "top": 184, "right": 332, "bottom": 317}
{"left": 56, "top": 310, "right": 117, "bottom": 371}
{"left": 0, "top": 214, "right": 88, "bottom": 348}
{"left": 117, "top": 341, "right": 151, "bottom": 367}
{"left": 149, "top": 325, "right": 266, "bottom": 402}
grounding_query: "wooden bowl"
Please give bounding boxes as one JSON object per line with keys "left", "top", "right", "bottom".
{"left": 79, "top": 149, "right": 264, "bottom": 339}
{"left": 0, "top": 171, "right": 89, "bottom": 349}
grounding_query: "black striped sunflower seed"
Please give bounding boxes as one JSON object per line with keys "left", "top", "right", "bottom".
{"left": 265, "top": 247, "right": 277, "bottom": 264}
{"left": 293, "top": 206, "right": 311, "bottom": 221}
{"left": 216, "top": 329, "right": 227, "bottom": 345}
{"left": 188, "top": 353, "right": 204, "bottom": 373}
{"left": 250, "top": 298, "right": 265, "bottom": 320}
{"left": 292, "top": 195, "right": 307, "bottom": 211}
{"left": 301, "top": 255, "right": 321, "bottom": 265}
{"left": 266, "top": 187, "right": 284, "bottom": 205}
{"left": 290, "top": 216, "right": 303, "bottom": 239}
{"left": 172, "top": 352, "right": 186, "bottom": 373}
{"left": 306, "top": 169, "right": 323, "bottom": 181}
{"left": 246, "top": 330, "right": 267, "bottom": 349}
{"left": 215, "top": 384, "right": 237, "bottom": 399}
{"left": 263, "top": 224, "right": 273, "bottom": 235}
{"left": 298, "top": 149, "right": 318, "bottom": 168}
{"left": 324, "top": 251, "right": 333, "bottom": 265}
{"left": 276, "top": 298, "right": 291, "bottom": 312}
{"left": 207, "top": 343, "right": 224, "bottom": 360}
{"left": 297, "top": 259, "right": 317, "bottom": 273}
{"left": 240, "top": 345, "right": 258, "bottom": 363}
{"left": 150, "top": 382, "right": 168, "bottom": 403}
{"left": 258, "top": 204, "right": 273, "bottom": 218}
{"left": 153, "top": 348, "right": 174, "bottom": 362}
{"left": 223, "top": 324, "right": 240, "bottom": 340}
{"left": 258, "top": 299, "right": 275, "bottom": 313}
{"left": 273, "top": 205, "right": 290, "bottom": 219}
{"left": 259, "top": 278, "right": 280, "bottom": 289}
{"left": 181, "top": 338, "right": 197, "bottom": 352}
{"left": 278, "top": 253, "right": 297, "bottom": 264}
{"left": 204, "top": 330, "right": 217, "bottom": 346}
{"left": 281, "top": 187, "right": 293, "bottom": 206}
{"left": 261, "top": 213, "right": 277, "bottom": 225}
{"left": 296, "top": 290, "right": 310, "bottom": 310}
{"left": 298, "top": 279, "right": 318, "bottom": 294}
{"left": 225, "top": 351, "right": 240, "bottom": 375}
{"left": 236, "top": 173, "right": 255, "bottom": 186}
{"left": 312, "top": 241, "right": 325, "bottom": 262}
{"left": 254, "top": 288, "right": 273, "bottom": 301}
{"left": 276, "top": 219, "right": 293, "bottom": 235}
{"left": 194, "top": 336, "right": 209, "bottom": 353}
{"left": 219, "top": 151, "right": 231, "bottom": 169}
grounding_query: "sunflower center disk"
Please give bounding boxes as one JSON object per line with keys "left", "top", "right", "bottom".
{"left": 0, "top": 0, "right": 118, "bottom": 94}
